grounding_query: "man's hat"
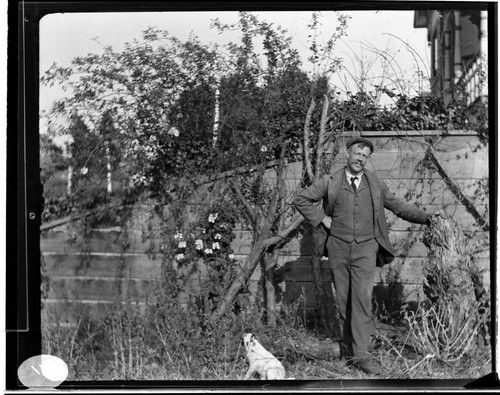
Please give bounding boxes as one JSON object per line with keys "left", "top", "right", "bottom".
{"left": 346, "top": 137, "right": 374, "bottom": 153}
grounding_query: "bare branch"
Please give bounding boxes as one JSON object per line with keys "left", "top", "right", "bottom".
{"left": 303, "top": 98, "right": 316, "bottom": 182}
{"left": 228, "top": 178, "right": 258, "bottom": 226}
{"left": 315, "top": 94, "right": 329, "bottom": 179}
{"left": 384, "top": 32, "right": 430, "bottom": 77}
{"left": 265, "top": 142, "right": 288, "bottom": 227}
{"left": 209, "top": 214, "right": 303, "bottom": 323}
{"left": 264, "top": 215, "right": 304, "bottom": 249}
{"left": 426, "top": 146, "right": 489, "bottom": 231}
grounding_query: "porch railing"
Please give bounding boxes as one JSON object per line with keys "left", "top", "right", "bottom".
{"left": 459, "top": 56, "right": 487, "bottom": 106}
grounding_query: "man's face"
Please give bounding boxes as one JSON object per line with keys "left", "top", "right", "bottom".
{"left": 347, "top": 144, "right": 371, "bottom": 175}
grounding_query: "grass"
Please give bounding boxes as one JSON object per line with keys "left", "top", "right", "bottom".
{"left": 40, "top": 216, "right": 492, "bottom": 384}
{"left": 41, "top": 304, "right": 492, "bottom": 383}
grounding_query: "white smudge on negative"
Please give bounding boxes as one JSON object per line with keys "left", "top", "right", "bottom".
{"left": 18, "top": 355, "right": 68, "bottom": 389}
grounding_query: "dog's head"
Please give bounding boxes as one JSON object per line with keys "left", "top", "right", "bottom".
{"left": 242, "top": 333, "right": 256, "bottom": 352}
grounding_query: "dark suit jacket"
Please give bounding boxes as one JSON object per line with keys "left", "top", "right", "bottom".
{"left": 294, "top": 168, "right": 431, "bottom": 267}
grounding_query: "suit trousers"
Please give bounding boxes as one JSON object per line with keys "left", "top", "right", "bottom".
{"left": 326, "top": 236, "right": 379, "bottom": 360}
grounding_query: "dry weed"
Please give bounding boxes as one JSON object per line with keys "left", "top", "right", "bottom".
{"left": 403, "top": 215, "right": 490, "bottom": 375}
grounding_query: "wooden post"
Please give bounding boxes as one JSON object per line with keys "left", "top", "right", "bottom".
{"left": 309, "top": 226, "right": 341, "bottom": 338}
{"left": 453, "top": 10, "right": 463, "bottom": 84}
{"left": 480, "top": 10, "right": 488, "bottom": 102}
{"left": 263, "top": 250, "right": 279, "bottom": 327}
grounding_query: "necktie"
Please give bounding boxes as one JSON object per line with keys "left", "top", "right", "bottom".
{"left": 351, "top": 177, "right": 358, "bottom": 192}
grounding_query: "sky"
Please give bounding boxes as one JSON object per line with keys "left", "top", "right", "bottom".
{"left": 38, "top": 10, "right": 430, "bottom": 132}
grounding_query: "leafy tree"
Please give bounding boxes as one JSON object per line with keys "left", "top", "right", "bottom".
{"left": 40, "top": 133, "right": 66, "bottom": 187}
{"left": 42, "top": 28, "right": 224, "bottom": 201}
{"left": 40, "top": 11, "right": 351, "bottom": 330}
{"left": 40, "top": 10, "right": 488, "bottom": 337}
{"left": 207, "top": 12, "right": 347, "bottom": 326}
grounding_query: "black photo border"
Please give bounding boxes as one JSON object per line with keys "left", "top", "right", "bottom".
{"left": 6, "top": 0, "right": 499, "bottom": 392}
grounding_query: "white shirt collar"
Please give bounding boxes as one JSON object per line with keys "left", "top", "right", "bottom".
{"left": 345, "top": 169, "right": 363, "bottom": 182}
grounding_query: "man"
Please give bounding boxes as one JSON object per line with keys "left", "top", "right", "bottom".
{"left": 294, "top": 137, "right": 440, "bottom": 375}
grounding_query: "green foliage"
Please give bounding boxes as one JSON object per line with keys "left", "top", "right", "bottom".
{"left": 328, "top": 91, "right": 488, "bottom": 134}
{"left": 40, "top": 10, "right": 489, "bottom": 219}
{"left": 40, "top": 11, "right": 490, "bottom": 381}
{"left": 307, "top": 12, "right": 349, "bottom": 75}
{"left": 40, "top": 134, "right": 67, "bottom": 185}
{"left": 41, "top": 10, "right": 490, "bottom": 225}
{"left": 41, "top": 12, "right": 336, "bottom": 221}
{"left": 42, "top": 28, "right": 221, "bottom": 194}
{"left": 216, "top": 68, "right": 313, "bottom": 171}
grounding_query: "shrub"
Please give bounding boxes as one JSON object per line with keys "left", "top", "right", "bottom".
{"left": 404, "top": 216, "right": 490, "bottom": 365}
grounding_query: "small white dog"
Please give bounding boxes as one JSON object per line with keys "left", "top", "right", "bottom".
{"left": 242, "top": 333, "right": 286, "bottom": 380}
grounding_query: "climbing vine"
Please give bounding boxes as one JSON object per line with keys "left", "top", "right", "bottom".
{"left": 40, "top": 10, "right": 489, "bottom": 351}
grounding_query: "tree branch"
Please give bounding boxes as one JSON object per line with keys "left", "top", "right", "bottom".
{"left": 264, "top": 142, "right": 288, "bottom": 228}
{"left": 426, "top": 146, "right": 489, "bottom": 231}
{"left": 208, "top": 214, "right": 303, "bottom": 323}
{"left": 263, "top": 215, "right": 304, "bottom": 249}
{"left": 228, "top": 178, "right": 258, "bottom": 226}
{"left": 303, "top": 98, "right": 316, "bottom": 183}
{"left": 315, "top": 94, "right": 329, "bottom": 180}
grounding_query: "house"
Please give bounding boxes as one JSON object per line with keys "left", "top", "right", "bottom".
{"left": 414, "top": 9, "right": 488, "bottom": 107}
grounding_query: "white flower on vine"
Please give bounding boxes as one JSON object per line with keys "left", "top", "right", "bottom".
{"left": 195, "top": 240, "right": 204, "bottom": 250}
{"left": 204, "top": 248, "right": 213, "bottom": 255}
{"left": 212, "top": 242, "right": 221, "bottom": 250}
{"left": 130, "top": 174, "right": 147, "bottom": 187}
{"left": 168, "top": 127, "right": 180, "bottom": 137}
{"left": 214, "top": 233, "right": 222, "bottom": 240}
{"left": 178, "top": 241, "right": 187, "bottom": 249}
{"left": 80, "top": 167, "right": 89, "bottom": 175}
{"left": 175, "top": 253, "right": 185, "bottom": 261}
{"left": 208, "top": 213, "right": 219, "bottom": 223}
{"left": 174, "top": 232, "right": 183, "bottom": 240}
{"left": 260, "top": 145, "right": 268, "bottom": 152}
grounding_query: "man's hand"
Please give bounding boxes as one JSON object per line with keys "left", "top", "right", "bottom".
{"left": 321, "top": 216, "right": 332, "bottom": 230}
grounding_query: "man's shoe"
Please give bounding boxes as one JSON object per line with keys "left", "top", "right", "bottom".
{"left": 352, "top": 358, "right": 381, "bottom": 375}
{"left": 339, "top": 342, "right": 353, "bottom": 360}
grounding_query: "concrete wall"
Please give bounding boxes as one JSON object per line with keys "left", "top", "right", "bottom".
{"left": 41, "top": 130, "right": 490, "bottom": 324}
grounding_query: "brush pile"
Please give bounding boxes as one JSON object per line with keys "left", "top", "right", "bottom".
{"left": 421, "top": 215, "right": 478, "bottom": 303}
{"left": 405, "top": 215, "right": 490, "bottom": 362}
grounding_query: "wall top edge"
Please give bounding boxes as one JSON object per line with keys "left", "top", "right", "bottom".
{"left": 357, "top": 130, "right": 480, "bottom": 137}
